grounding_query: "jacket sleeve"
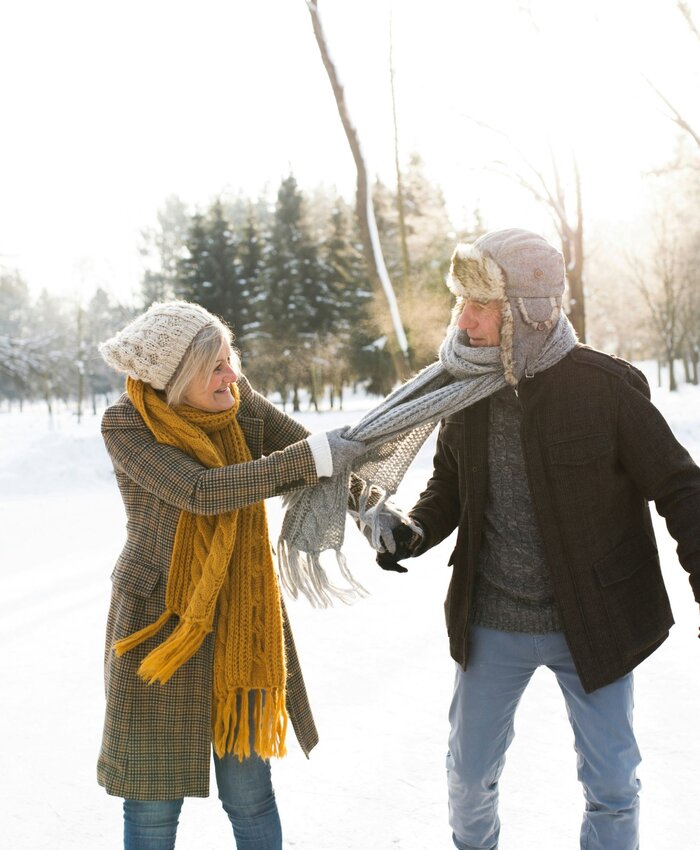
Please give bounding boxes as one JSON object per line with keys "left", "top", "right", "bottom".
{"left": 616, "top": 370, "right": 700, "bottom": 601}
{"left": 409, "top": 418, "right": 462, "bottom": 553}
{"left": 101, "top": 396, "right": 319, "bottom": 516}
{"left": 237, "top": 375, "right": 310, "bottom": 452}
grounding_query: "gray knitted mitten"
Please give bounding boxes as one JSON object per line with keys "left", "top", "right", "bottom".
{"left": 325, "top": 426, "right": 367, "bottom": 473}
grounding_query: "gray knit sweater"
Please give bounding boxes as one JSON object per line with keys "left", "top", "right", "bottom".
{"left": 472, "top": 386, "right": 562, "bottom": 633}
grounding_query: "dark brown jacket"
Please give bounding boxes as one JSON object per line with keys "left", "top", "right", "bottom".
{"left": 98, "top": 376, "right": 320, "bottom": 799}
{"left": 411, "top": 346, "right": 700, "bottom": 693}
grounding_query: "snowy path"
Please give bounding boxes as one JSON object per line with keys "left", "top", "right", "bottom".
{"left": 0, "top": 377, "right": 698, "bottom": 849}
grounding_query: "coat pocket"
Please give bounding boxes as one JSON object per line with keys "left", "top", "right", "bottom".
{"left": 548, "top": 432, "right": 612, "bottom": 466}
{"left": 111, "top": 561, "right": 162, "bottom": 598}
{"left": 594, "top": 535, "right": 673, "bottom": 657}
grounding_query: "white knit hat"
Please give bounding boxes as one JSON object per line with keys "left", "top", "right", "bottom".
{"left": 99, "top": 300, "right": 219, "bottom": 389}
{"left": 446, "top": 229, "right": 566, "bottom": 385}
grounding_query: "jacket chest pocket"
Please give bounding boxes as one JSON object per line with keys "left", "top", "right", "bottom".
{"left": 547, "top": 432, "right": 612, "bottom": 466}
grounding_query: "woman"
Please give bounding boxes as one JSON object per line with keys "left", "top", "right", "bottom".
{"left": 97, "top": 300, "right": 363, "bottom": 849}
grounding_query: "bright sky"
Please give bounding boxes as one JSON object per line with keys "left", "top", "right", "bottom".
{"left": 1, "top": 0, "right": 698, "bottom": 304}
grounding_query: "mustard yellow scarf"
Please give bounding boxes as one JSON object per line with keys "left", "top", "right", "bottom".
{"left": 114, "top": 378, "right": 288, "bottom": 761}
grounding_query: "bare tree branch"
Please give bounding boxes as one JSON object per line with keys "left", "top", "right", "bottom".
{"left": 642, "top": 73, "right": 700, "bottom": 149}
{"left": 678, "top": 0, "right": 700, "bottom": 43}
{"left": 464, "top": 116, "right": 587, "bottom": 339}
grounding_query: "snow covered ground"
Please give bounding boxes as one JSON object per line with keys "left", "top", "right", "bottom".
{"left": 1, "top": 368, "right": 698, "bottom": 849}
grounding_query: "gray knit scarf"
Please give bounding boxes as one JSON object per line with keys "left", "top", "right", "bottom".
{"left": 278, "top": 312, "right": 577, "bottom": 606}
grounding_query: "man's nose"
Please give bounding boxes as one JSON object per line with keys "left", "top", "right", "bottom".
{"left": 457, "top": 303, "right": 476, "bottom": 330}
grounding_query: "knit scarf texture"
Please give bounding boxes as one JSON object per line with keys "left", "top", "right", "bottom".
{"left": 278, "top": 312, "right": 577, "bottom": 607}
{"left": 114, "top": 378, "right": 288, "bottom": 761}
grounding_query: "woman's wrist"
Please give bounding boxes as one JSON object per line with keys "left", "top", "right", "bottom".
{"left": 305, "top": 432, "right": 332, "bottom": 478}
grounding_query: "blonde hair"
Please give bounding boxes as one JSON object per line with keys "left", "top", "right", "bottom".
{"left": 165, "top": 321, "right": 241, "bottom": 407}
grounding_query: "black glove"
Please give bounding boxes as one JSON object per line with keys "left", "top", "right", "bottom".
{"left": 376, "top": 522, "right": 421, "bottom": 573}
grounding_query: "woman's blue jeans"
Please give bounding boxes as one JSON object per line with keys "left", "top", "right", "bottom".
{"left": 123, "top": 749, "right": 282, "bottom": 850}
{"left": 448, "top": 627, "right": 641, "bottom": 850}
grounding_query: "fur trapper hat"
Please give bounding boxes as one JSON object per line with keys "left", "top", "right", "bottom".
{"left": 99, "top": 300, "right": 218, "bottom": 389}
{"left": 446, "top": 228, "right": 566, "bottom": 385}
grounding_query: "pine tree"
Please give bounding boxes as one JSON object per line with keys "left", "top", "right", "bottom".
{"left": 257, "top": 175, "right": 328, "bottom": 409}
{"left": 322, "top": 204, "right": 388, "bottom": 403}
{"left": 235, "top": 211, "right": 266, "bottom": 360}
{"left": 175, "top": 201, "right": 246, "bottom": 337}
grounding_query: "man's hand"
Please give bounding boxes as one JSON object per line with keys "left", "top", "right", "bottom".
{"left": 376, "top": 522, "right": 423, "bottom": 573}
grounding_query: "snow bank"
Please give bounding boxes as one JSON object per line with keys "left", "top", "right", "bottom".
{"left": 0, "top": 375, "right": 698, "bottom": 849}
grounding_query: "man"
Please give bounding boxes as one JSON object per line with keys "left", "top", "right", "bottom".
{"left": 378, "top": 228, "right": 700, "bottom": 850}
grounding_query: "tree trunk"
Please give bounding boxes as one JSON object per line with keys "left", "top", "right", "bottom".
{"left": 668, "top": 355, "right": 678, "bottom": 391}
{"left": 306, "top": 0, "right": 411, "bottom": 380}
{"left": 389, "top": 14, "right": 411, "bottom": 295}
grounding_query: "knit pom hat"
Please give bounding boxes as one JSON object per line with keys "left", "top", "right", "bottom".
{"left": 446, "top": 228, "right": 566, "bottom": 385}
{"left": 99, "top": 300, "right": 219, "bottom": 389}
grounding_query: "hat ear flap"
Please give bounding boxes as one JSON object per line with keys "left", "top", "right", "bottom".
{"left": 499, "top": 301, "right": 516, "bottom": 385}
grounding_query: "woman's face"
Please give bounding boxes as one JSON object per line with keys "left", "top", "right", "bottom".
{"left": 182, "top": 341, "right": 238, "bottom": 412}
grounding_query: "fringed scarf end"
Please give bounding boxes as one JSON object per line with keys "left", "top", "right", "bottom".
{"left": 113, "top": 609, "right": 174, "bottom": 657}
{"left": 137, "top": 618, "right": 211, "bottom": 685}
{"left": 213, "top": 688, "right": 288, "bottom": 761}
{"left": 277, "top": 539, "right": 368, "bottom": 608}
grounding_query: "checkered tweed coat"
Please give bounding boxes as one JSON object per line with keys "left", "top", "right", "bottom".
{"left": 97, "top": 375, "right": 319, "bottom": 799}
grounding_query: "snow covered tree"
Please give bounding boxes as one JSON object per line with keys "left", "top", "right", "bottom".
{"left": 140, "top": 195, "right": 190, "bottom": 306}
{"left": 83, "top": 288, "right": 134, "bottom": 409}
{"left": 373, "top": 156, "right": 456, "bottom": 368}
{"left": 0, "top": 271, "right": 38, "bottom": 405}
{"left": 234, "top": 210, "right": 267, "bottom": 358}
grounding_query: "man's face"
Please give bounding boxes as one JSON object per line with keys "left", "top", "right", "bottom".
{"left": 456, "top": 299, "right": 503, "bottom": 346}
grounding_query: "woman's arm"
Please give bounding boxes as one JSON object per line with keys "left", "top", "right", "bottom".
{"left": 237, "top": 376, "right": 310, "bottom": 453}
{"left": 102, "top": 397, "right": 320, "bottom": 516}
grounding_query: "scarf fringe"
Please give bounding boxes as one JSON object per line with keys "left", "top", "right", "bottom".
{"left": 137, "top": 618, "right": 211, "bottom": 685}
{"left": 212, "top": 688, "right": 289, "bottom": 761}
{"left": 113, "top": 610, "right": 173, "bottom": 656}
{"left": 277, "top": 539, "right": 369, "bottom": 608}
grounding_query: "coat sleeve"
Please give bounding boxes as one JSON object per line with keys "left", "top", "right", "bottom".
{"left": 410, "top": 418, "right": 463, "bottom": 553}
{"left": 237, "top": 375, "right": 310, "bottom": 452}
{"left": 616, "top": 370, "right": 700, "bottom": 601}
{"left": 101, "top": 394, "right": 319, "bottom": 516}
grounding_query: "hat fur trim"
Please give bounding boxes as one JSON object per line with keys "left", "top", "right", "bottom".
{"left": 446, "top": 243, "right": 506, "bottom": 302}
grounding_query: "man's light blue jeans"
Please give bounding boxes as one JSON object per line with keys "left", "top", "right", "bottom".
{"left": 448, "top": 627, "right": 641, "bottom": 850}
{"left": 123, "top": 748, "right": 282, "bottom": 850}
